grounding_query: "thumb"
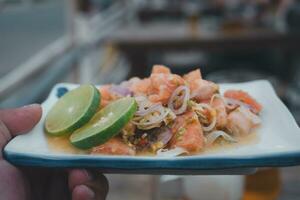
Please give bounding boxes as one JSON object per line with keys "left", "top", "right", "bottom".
{"left": 0, "top": 104, "right": 42, "bottom": 151}
{"left": 0, "top": 104, "right": 42, "bottom": 136}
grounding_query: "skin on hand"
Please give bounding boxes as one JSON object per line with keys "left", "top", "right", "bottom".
{"left": 0, "top": 104, "right": 108, "bottom": 200}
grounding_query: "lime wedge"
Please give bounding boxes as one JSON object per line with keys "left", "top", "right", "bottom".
{"left": 70, "top": 97, "right": 137, "bottom": 149}
{"left": 45, "top": 84, "right": 100, "bottom": 136}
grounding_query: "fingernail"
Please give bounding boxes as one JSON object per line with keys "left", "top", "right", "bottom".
{"left": 85, "top": 185, "right": 95, "bottom": 200}
{"left": 22, "top": 104, "right": 40, "bottom": 108}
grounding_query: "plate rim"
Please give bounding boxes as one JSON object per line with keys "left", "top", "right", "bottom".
{"left": 4, "top": 150, "right": 300, "bottom": 169}
{"left": 4, "top": 80, "right": 300, "bottom": 170}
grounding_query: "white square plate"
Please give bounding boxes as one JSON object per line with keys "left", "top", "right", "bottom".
{"left": 4, "top": 80, "right": 300, "bottom": 175}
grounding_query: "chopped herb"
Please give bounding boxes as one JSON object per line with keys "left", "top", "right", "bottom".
{"left": 151, "top": 141, "right": 164, "bottom": 152}
{"left": 175, "top": 127, "right": 186, "bottom": 141}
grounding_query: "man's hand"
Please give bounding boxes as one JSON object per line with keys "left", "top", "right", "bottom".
{"left": 0, "top": 104, "right": 108, "bottom": 200}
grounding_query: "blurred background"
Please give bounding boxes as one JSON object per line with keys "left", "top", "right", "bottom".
{"left": 0, "top": 0, "right": 300, "bottom": 199}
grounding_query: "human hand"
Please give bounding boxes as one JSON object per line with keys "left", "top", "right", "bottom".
{"left": 0, "top": 104, "right": 108, "bottom": 200}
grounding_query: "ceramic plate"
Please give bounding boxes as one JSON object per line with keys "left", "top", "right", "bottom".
{"left": 4, "top": 80, "right": 300, "bottom": 175}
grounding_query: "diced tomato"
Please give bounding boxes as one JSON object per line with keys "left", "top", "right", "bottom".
{"left": 147, "top": 67, "right": 185, "bottom": 104}
{"left": 170, "top": 111, "right": 204, "bottom": 153}
{"left": 184, "top": 69, "right": 219, "bottom": 102}
{"left": 127, "top": 65, "right": 185, "bottom": 104}
{"left": 128, "top": 77, "right": 151, "bottom": 96}
{"left": 211, "top": 97, "right": 227, "bottom": 129}
{"left": 91, "top": 138, "right": 135, "bottom": 156}
{"left": 183, "top": 69, "right": 202, "bottom": 82}
{"left": 151, "top": 65, "right": 171, "bottom": 74}
{"left": 224, "top": 90, "right": 262, "bottom": 114}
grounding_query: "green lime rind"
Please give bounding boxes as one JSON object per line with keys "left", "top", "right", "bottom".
{"left": 45, "top": 84, "right": 100, "bottom": 136}
{"left": 70, "top": 97, "right": 137, "bottom": 149}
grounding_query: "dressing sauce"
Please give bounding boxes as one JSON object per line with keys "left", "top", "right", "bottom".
{"left": 46, "top": 132, "right": 259, "bottom": 155}
{"left": 46, "top": 135, "right": 88, "bottom": 154}
{"left": 203, "top": 132, "right": 259, "bottom": 154}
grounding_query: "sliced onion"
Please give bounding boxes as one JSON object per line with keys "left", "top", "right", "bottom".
{"left": 135, "top": 95, "right": 159, "bottom": 116}
{"left": 210, "top": 93, "right": 224, "bottom": 105}
{"left": 135, "top": 95, "right": 148, "bottom": 103}
{"left": 168, "top": 85, "right": 190, "bottom": 115}
{"left": 196, "top": 103, "right": 214, "bottom": 112}
{"left": 224, "top": 97, "right": 252, "bottom": 110}
{"left": 132, "top": 107, "right": 170, "bottom": 130}
{"left": 135, "top": 111, "right": 169, "bottom": 126}
{"left": 134, "top": 107, "right": 167, "bottom": 125}
{"left": 156, "top": 147, "right": 188, "bottom": 157}
{"left": 157, "top": 127, "right": 173, "bottom": 146}
{"left": 109, "top": 85, "right": 133, "bottom": 97}
{"left": 238, "top": 107, "right": 261, "bottom": 125}
{"left": 205, "top": 130, "right": 237, "bottom": 146}
{"left": 135, "top": 96, "right": 150, "bottom": 107}
{"left": 192, "top": 103, "right": 217, "bottom": 132}
{"left": 135, "top": 103, "right": 163, "bottom": 116}
{"left": 202, "top": 115, "right": 217, "bottom": 132}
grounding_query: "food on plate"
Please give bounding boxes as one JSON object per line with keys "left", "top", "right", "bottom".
{"left": 45, "top": 65, "right": 262, "bottom": 156}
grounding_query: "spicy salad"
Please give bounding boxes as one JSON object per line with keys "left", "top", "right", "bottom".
{"left": 45, "top": 65, "right": 262, "bottom": 156}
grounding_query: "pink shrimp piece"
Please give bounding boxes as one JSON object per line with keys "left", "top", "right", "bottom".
{"left": 184, "top": 69, "right": 219, "bottom": 102}
{"left": 224, "top": 90, "right": 262, "bottom": 114}
{"left": 91, "top": 138, "right": 135, "bottom": 156}
{"left": 226, "top": 107, "right": 260, "bottom": 136}
{"left": 126, "top": 77, "right": 151, "bottom": 96}
{"left": 151, "top": 65, "right": 171, "bottom": 74}
{"left": 148, "top": 65, "right": 185, "bottom": 104}
{"left": 211, "top": 96, "right": 227, "bottom": 129}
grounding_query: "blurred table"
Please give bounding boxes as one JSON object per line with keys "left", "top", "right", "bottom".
{"left": 106, "top": 23, "right": 300, "bottom": 76}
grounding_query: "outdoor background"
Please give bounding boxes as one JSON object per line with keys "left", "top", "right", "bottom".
{"left": 1, "top": 0, "right": 300, "bottom": 200}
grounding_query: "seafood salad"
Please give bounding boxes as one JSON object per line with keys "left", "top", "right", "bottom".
{"left": 45, "top": 65, "right": 262, "bottom": 156}
{"left": 94, "top": 65, "right": 262, "bottom": 156}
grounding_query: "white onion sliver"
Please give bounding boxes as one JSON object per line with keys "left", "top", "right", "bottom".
{"left": 224, "top": 98, "right": 252, "bottom": 110}
{"left": 195, "top": 103, "right": 213, "bottom": 112}
{"left": 135, "top": 95, "right": 148, "bottom": 102}
{"left": 132, "top": 108, "right": 170, "bottom": 128}
{"left": 135, "top": 103, "right": 162, "bottom": 116}
{"left": 156, "top": 147, "right": 188, "bottom": 157}
{"left": 193, "top": 103, "right": 217, "bottom": 132}
{"left": 168, "top": 85, "right": 190, "bottom": 115}
{"left": 205, "top": 131, "right": 237, "bottom": 146}
{"left": 202, "top": 115, "right": 217, "bottom": 132}
{"left": 210, "top": 93, "right": 224, "bottom": 105}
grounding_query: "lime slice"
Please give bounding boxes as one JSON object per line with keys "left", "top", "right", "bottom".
{"left": 70, "top": 97, "right": 137, "bottom": 149}
{"left": 45, "top": 84, "right": 100, "bottom": 136}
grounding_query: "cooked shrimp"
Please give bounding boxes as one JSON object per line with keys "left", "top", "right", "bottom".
{"left": 170, "top": 111, "right": 204, "bottom": 153}
{"left": 125, "top": 77, "right": 151, "bottom": 96}
{"left": 224, "top": 90, "right": 262, "bottom": 114}
{"left": 91, "top": 138, "right": 135, "bottom": 155}
{"left": 211, "top": 96, "right": 227, "bottom": 129}
{"left": 148, "top": 65, "right": 185, "bottom": 104}
{"left": 184, "top": 69, "right": 219, "bottom": 102}
{"left": 151, "top": 64, "right": 171, "bottom": 74}
{"left": 226, "top": 107, "right": 260, "bottom": 136}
